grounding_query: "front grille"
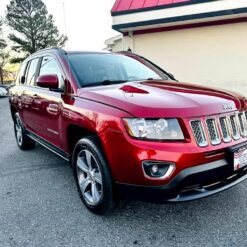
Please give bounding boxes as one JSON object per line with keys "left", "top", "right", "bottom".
{"left": 219, "top": 117, "right": 231, "bottom": 142}
{"left": 190, "top": 120, "right": 208, "bottom": 147}
{"left": 230, "top": 115, "right": 240, "bottom": 140}
{"left": 238, "top": 113, "right": 247, "bottom": 136}
{"left": 191, "top": 111, "right": 247, "bottom": 147}
{"left": 206, "top": 119, "right": 221, "bottom": 145}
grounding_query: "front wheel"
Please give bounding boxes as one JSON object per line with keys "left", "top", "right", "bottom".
{"left": 72, "top": 136, "right": 117, "bottom": 215}
{"left": 14, "top": 113, "right": 35, "bottom": 150}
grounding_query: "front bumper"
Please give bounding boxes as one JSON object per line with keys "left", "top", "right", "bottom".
{"left": 102, "top": 128, "right": 247, "bottom": 186}
{"left": 116, "top": 159, "right": 247, "bottom": 202}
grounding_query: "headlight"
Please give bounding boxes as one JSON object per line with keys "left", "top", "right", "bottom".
{"left": 123, "top": 118, "right": 184, "bottom": 140}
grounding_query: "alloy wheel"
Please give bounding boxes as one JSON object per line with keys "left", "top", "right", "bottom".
{"left": 15, "top": 117, "right": 23, "bottom": 146}
{"left": 76, "top": 149, "right": 103, "bottom": 206}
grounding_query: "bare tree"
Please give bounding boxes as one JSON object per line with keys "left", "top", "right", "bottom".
{"left": 0, "top": 18, "right": 9, "bottom": 84}
{"left": 0, "top": 18, "right": 6, "bottom": 49}
{"left": 0, "top": 52, "right": 10, "bottom": 84}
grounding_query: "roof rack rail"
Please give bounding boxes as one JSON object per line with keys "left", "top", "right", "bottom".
{"left": 31, "top": 47, "right": 66, "bottom": 56}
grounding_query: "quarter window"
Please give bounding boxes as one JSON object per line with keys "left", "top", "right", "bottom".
{"left": 16, "top": 62, "right": 27, "bottom": 85}
{"left": 26, "top": 58, "right": 39, "bottom": 86}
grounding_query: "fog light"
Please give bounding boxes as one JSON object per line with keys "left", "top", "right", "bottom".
{"left": 142, "top": 161, "right": 175, "bottom": 179}
{"left": 151, "top": 164, "right": 159, "bottom": 174}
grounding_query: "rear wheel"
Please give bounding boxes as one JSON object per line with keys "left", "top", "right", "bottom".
{"left": 72, "top": 136, "right": 117, "bottom": 215}
{"left": 14, "top": 113, "right": 35, "bottom": 150}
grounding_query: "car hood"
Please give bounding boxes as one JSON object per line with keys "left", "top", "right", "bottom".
{"left": 77, "top": 80, "right": 246, "bottom": 118}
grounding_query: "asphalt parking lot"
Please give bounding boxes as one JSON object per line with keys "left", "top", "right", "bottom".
{"left": 0, "top": 97, "right": 247, "bottom": 247}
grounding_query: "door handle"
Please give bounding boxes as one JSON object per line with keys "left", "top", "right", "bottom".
{"left": 47, "top": 104, "right": 59, "bottom": 114}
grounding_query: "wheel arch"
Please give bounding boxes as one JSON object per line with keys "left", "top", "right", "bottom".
{"left": 10, "top": 105, "right": 18, "bottom": 121}
{"left": 67, "top": 124, "right": 102, "bottom": 155}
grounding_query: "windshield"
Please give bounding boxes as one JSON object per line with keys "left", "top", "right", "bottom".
{"left": 68, "top": 53, "right": 169, "bottom": 87}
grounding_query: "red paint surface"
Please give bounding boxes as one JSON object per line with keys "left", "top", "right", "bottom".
{"left": 9, "top": 50, "right": 247, "bottom": 187}
{"left": 112, "top": 0, "right": 190, "bottom": 13}
{"left": 36, "top": 74, "right": 59, "bottom": 89}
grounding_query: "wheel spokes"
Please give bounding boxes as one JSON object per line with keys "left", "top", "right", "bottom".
{"left": 15, "top": 119, "right": 23, "bottom": 145}
{"left": 94, "top": 171, "right": 102, "bottom": 185}
{"left": 76, "top": 149, "right": 103, "bottom": 206}
{"left": 91, "top": 182, "right": 100, "bottom": 204}
{"left": 79, "top": 177, "right": 91, "bottom": 194}
{"left": 85, "top": 150, "right": 92, "bottom": 169}
{"left": 77, "top": 157, "right": 89, "bottom": 174}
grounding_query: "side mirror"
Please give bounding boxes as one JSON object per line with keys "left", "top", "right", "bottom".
{"left": 36, "top": 74, "right": 59, "bottom": 89}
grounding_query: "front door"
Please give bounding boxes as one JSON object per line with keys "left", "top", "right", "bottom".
{"left": 29, "top": 56, "right": 66, "bottom": 150}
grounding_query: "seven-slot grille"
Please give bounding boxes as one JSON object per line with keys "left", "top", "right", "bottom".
{"left": 206, "top": 119, "right": 221, "bottom": 145}
{"left": 238, "top": 113, "right": 247, "bottom": 137}
{"left": 191, "top": 111, "right": 247, "bottom": 147}
{"left": 190, "top": 120, "right": 208, "bottom": 147}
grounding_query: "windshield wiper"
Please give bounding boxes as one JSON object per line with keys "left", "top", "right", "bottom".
{"left": 83, "top": 80, "right": 127, "bottom": 87}
{"left": 138, "top": 78, "right": 163, "bottom": 81}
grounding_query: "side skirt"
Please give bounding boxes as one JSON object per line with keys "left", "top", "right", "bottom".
{"left": 26, "top": 131, "right": 70, "bottom": 162}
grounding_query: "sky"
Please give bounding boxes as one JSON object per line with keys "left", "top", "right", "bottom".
{"left": 0, "top": 0, "right": 119, "bottom": 50}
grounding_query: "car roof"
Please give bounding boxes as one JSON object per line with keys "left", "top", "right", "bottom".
{"left": 32, "top": 47, "right": 112, "bottom": 56}
{"left": 23, "top": 47, "right": 122, "bottom": 63}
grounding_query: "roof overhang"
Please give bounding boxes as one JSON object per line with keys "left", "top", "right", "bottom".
{"left": 112, "top": 0, "right": 247, "bottom": 33}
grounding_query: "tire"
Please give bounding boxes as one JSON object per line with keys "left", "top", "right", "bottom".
{"left": 14, "top": 113, "right": 35, "bottom": 150}
{"left": 72, "top": 136, "right": 117, "bottom": 215}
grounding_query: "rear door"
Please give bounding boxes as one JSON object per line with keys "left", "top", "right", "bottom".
{"left": 10, "top": 62, "right": 28, "bottom": 124}
{"left": 21, "top": 58, "right": 41, "bottom": 132}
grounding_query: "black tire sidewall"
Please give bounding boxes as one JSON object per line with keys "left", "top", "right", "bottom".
{"left": 72, "top": 136, "right": 116, "bottom": 215}
{"left": 14, "top": 113, "right": 35, "bottom": 150}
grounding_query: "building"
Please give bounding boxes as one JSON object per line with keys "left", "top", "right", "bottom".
{"left": 109, "top": 0, "right": 247, "bottom": 95}
{"left": 104, "top": 35, "right": 123, "bottom": 52}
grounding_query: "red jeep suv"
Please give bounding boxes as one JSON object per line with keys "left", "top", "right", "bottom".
{"left": 9, "top": 48, "right": 247, "bottom": 214}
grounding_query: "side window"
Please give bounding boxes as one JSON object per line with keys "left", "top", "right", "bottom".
{"left": 26, "top": 58, "right": 39, "bottom": 86}
{"left": 16, "top": 62, "right": 27, "bottom": 85}
{"left": 39, "top": 56, "right": 64, "bottom": 90}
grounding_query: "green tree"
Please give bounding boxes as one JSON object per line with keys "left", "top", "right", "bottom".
{"left": 6, "top": 0, "right": 67, "bottom": 61}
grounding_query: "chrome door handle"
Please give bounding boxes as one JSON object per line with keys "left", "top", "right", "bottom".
{"left": 47, "top": 104, "right": 59, "bottom": 114}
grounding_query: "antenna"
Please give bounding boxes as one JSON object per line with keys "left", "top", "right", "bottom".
{"left": 61, "top": 1, "right": 73, "bottom": 94}
{"left": 62, "top": 1, "right": 68, "bottom": 48}
{"left": 62, "top": 1, "right": 68, "bottom": 37}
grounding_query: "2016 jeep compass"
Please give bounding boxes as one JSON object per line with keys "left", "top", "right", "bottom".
{"left": 9, "top": 48, "right": 247, "bottom": 214}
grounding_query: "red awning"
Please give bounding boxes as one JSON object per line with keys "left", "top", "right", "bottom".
{"left": 112, "top": 0, "right": 191, "bottom": 13}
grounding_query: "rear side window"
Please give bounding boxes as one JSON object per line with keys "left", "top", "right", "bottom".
{"left": 26, "top": 58, "right": 39, "bottom": 86}
{"left": 16, "top": 63, "right": 27, "bottom": 85}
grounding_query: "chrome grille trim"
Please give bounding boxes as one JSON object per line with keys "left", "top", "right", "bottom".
{"left": 229, "top": 115, "right": 240, "bottom": 140}
{"left": 190, "top": 111, "right": 247, "bottom": 147}
{"left": 190, "top": 120, "right": 208, "bottom": 147}
{"left": 219, "top": 117, "right": 231, "bottom": 143}
{"left": 238, "top": 113, "right": 247, "bottom": 137}
{"left": 206, "top": 118, "right": 221, "bottom": 145}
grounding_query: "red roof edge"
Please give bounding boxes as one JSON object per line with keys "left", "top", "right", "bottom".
{"left": 111, "top": 0, "right": 192, "bottom": 13}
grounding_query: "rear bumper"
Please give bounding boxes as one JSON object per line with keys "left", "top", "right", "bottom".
{"left": 116, "top": 159, "right": 247, "bottom": 202}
